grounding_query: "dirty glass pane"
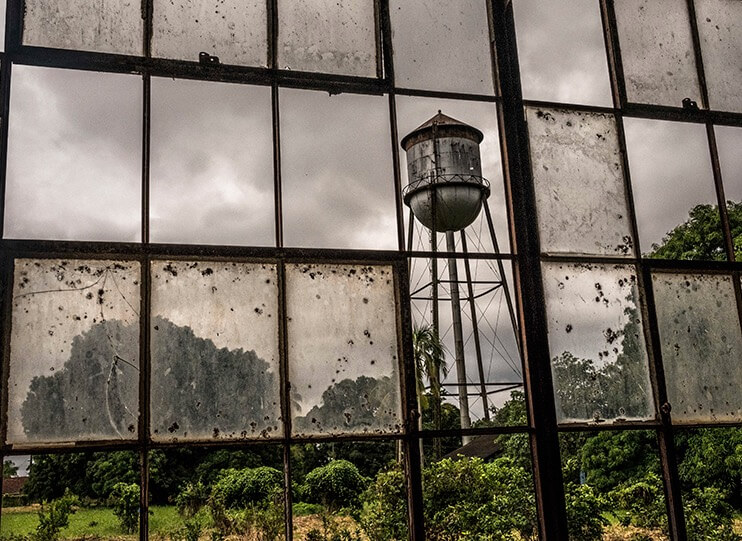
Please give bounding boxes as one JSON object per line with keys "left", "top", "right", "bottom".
{"left": 624, "top": 119, "right": 722, "bottom": 260}
{"left": 410, "top": 257, "right": 523, "bottom": 426}
{"left": 694, "top": 0, "right": 742, "bottom": 113}
{"left": 542, "top": 263, "right": 653, "bottom": 424}
{"left": 514, "top": 0, "right": 612, "bottom": 106}
{"left": 280, "top": 89, "right": 396, "bottom": 250}
{"left": 22, "top": 0, "right": 142, "bottom": 55}
{"left": 527, "top": 107, "right": 633, "bottom": 256}
{"left": 291, "top": 440, "right": 399, "bottom": 538}
{"left": 150, "top": 261, "right": 281, "bottom": 441}
{"left": 151, "top": 78, "right": 274, "bottom": 246}
{"left": 715, "top": 126, "right": 742, "bottom": 205}
{"left": 277, "top": 0, "right": 377, "bottom": 77}
{"left": 7, "top": 259, "right": 140, "bottom": 444}
{"left": 287, "top": 264, "right": 402, "bottom": 436}
{"left": 396, "top": 96, "right": 508, "bottom": 254}
{"left": 5, "top": 66, "right": 141, "bottom": 242}
{"left": 559, "top": 431, "right": 667, "bottom": 538}
{"left": 614, "top": 0, "right": 701, "bottom": 107}
{"left": 390, "top": 0, "right": 494, "bottom": 94}
{"left": 152, "top": 0, "right": 267, "bottom": 66}
{"left": 653, "top": 273, "right": 742, "bottom": 422}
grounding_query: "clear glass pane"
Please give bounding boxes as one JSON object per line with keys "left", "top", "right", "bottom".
{"left": 390, "top": 0, "right": 495, "bottom": 94}
{"left": 8, "top": 259, "right": 140, "bottom": 444}
{"left": 653, "top": 272, "right": 742, "bottom": 422}
{"left": 5, "top": 66, "right": 141, "bottom": 242}
{"left": 280, "top": 89, "right": 396, "bottom": 250}
{"left": 624, "top": 118, "right": 723, "bottom": 260}
{"left": 527, "top": 107, "right": 633, "bottom": 256}
{"left": 396, "top": 96, "right": 508, "bottom": 254}
{"left": 22, "top": 0, "right": 143, "bottom": 55}
{"left": 287, "top": 263, "right": 402, "bottom": 436}
{"left": 715, "top": 125, "right": 742, "bottom": 202}
{"left": 560, "top": 431, "right": 667, "bottom": 538}
{"left": 277, "top": 0, "right": 377, "bottom": 77}
{"left": 150, "top": 260, "right": 281, "bottom": 441}
{"left": 694, "top": 0, "right": 742, "bottom": 113}
{"left": 543, "top": 263, "right": 654, "bottom": 423}
{"left": 614, "top": 0, "right": 701, "bottom": 107}
{"left": 152, "top": 0, "right": 267, "bottom": 66}
{"left": 151, "top": 78, "right": 274, "bottom": 246}
{"left": 514, "top": 0, "right": 612, "bottom": 106}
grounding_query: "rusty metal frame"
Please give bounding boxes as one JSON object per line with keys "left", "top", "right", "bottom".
{"left": 0, "top": 0, "right": 738, "bottom": 540}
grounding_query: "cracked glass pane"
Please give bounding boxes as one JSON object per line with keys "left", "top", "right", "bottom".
{"left": 653, "top": 272, "right": 742, "bottom": 422}
{"left": 7, "top": 259, "right": 140, "bottom": 445}
{"left": 150, "top": 260, "right": 281, "bottom": 442}
{"left": 614, "top": 0, "right": 701, "bottom": 107}
{"left": 390, "top": 0, "right": 494, "bottom": 94}
{"left": 5, "top": 66, "right": 141, "bottom": 242}
{"left": 287, "top": 264, "right": 402, "bottom": 436}
{"left": 527, "top": 107, "right": 633, "bottom": 256}
{"left": 152, "top": 0, "right": 267, "bottom": 66}
{"left": 694, "top": 0, "right": 742, "bottom": 113}
{"left": 277, "top": 0, "right": 377, "bottom": 77}
{"left": 543, "top": 263, "right": 654, "bottom": 424}
{"left": 150, "top": 78, "right": 274, "bottom": 246}
{"left": 22, "top": 0, "right": 143, "bottom": 55}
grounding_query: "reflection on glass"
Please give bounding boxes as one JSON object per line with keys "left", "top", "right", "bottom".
{"left": 8, "top": 260, "right": 140, "bottom": 444}
{"left": 151, "top": 78, "right": 274, "bottom": 246}
{"left": 653, "top": 272, "right": 742, "bottom": 423}
{"left": 22, "top": 0, "right": 143, "bottom": 55}
{"left": 527, "top": 107, "right": 633, "bottom": 256}
{"left": 150, "top": 261, "right": 281, "bottom": 441}
{"left": 614, "top": 0, "right": 700, "bottom": 107}
{"left": 5, "top": 66, "right": 141, "bottom": 242}
{"left": 543, "top": 263, "right": 654, "bottom": 423}
{"left": 152, "top": 0, "right": 267, "bottom": 66}
{"left": 287, "top": 264, "right": 401, "bottom": 436}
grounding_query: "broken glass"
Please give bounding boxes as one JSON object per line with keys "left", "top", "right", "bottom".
{"left": 287, "top": 264, "right": 402, "bottom": 436}
{"left": 543, "top": 263, "right": 654, "bottom": 423}
{"left": 7, "top": 259, "right": 140, "bottom": 444}
{"left": 150, "top": 260, "right": 281, "bottom": 441}
{"left": 527, "top": 107, "right": 633, "bottom": 256}
{"left": 653, "top": 272, "right": 742, "bottom": 422}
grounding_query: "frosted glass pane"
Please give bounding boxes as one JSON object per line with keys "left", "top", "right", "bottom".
{"left": 150, "top": 261, "right": 281, "bottom": 441}
{"left": 695, "top": 0, "right": 742, "bottom": 112}
{"left": 614, "top": 0, "right": 700, "bottom": 107}
{"left": 390, "top": 0, "right": 494, "bottom": 94}
{"left": 278, "top": 0, "right": 377, "bottom": 77}
{"left": 5, "top": 67, "right": 141, "bottom": 242}
{"left": 23, "top": 0, "right": 142, "bottom": 55}
{"left": 543, "top": 263, "right": 653, "bottom": 423}
{"left": 8, "top": 259, "right": 140, "bottom": 444}
{"left": 653, "top": 273, "right": 742, "bottom": 422}
{"left": 527, "top": 107, "right": 633, "bottom": 256}
{"left": 152, "top": 0, "right": 267, "bottom": 66}
{"left": 287, "top": 264, "right": 402, "bottom": 436}
{"left": 150, "top": 78, "right": 274, "bottom": 246}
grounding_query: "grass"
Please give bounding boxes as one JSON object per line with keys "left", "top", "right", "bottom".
{"left": 1, "top": 505, "right": 184, "bottom": 539}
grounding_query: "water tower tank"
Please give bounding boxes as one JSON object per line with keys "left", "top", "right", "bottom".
{"left": 401, "top": 111, "right": 490, "bottom": 232}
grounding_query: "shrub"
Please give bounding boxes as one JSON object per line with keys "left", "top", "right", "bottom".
{"left": 608, "top": 472, "right": 667, "bottom": 530}
{"left": 33, "top": 491, "right": 79, "bottom": 541}
{"left": 210, "top": 466, "right": 283, "bottom": 510}
{"left": 303, "top": 460, "right": 367, "bottom": 512}
{"left": 564, "top": 483, "right": 607, "bottom": 541}
{"left": 360, "top": 467, "right": 407, "bottom": 541}
{"left": 684, "top": 487, "right": 741, "bottom": 541}
{"left": 109, "top": 482, "right": 140, "bottom": 534}
{"left": 175, "top": 480, "right": 210, "bottom": 518}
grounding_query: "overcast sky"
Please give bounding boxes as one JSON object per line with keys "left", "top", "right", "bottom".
{"left": 2, "top": 0, "right": 738, "bottom": 429}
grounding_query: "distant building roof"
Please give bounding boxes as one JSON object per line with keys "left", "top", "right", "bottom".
{"left": 442, "top": 435, "right": 502, "bottom": 461}
{"left": 2, "top": 476, "right": 28, "bottom": 495}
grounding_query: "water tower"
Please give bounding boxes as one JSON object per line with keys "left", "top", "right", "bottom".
{"left": 402, "top": 112, "right": 520, "bottom": 444}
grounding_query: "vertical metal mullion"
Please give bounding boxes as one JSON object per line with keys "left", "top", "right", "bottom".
{"left": 0, "top": 59, "right": 12, "bottom": 240}
{"left": 138, "top": 253, "right": 151, "bottom": 541}
{"left": 267, "top": 0, "right": 277, "bottom": 71}
{"left": 600, "top": 0, "right": 628, "bottom": 109}
{"left": 5, "top": 0, "right": 22, "bottom": 51}
{"left": 685, "top": 0, "right": 710, "bottom": 111}
{"left": 490, "top": 1, "right": 568, "bottom": 539}
{"left": 277, "top": 261, "right": 293, "bottom": 541}
{"left": 0, "top": 253, "right": 13, "bottom": 532}
{"left": 272, "top": 85, "right": 283, "bottom": 248}
{"left": 705, "top": 125, "right": 735, "bottom": 262}
{"left": 394, "top": 260, "right": 425, "bottom": 541}
{"left": 640, "top": 266, "right": 688, "bottom": 540}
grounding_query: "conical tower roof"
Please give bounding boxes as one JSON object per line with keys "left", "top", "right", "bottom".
{"left": 401, "top": 110, "right": 484, "bottom": 150}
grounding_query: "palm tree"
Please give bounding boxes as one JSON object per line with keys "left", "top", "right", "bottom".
{"left": 412, "top": 324, "right": 447, "bottom": 459}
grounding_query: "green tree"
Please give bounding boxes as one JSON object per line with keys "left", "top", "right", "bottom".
{"left": 412, "top": 325, "right": 447, "bottom": 451}
{"left": 3, "top": 460, "right": 18, "bottom": 479}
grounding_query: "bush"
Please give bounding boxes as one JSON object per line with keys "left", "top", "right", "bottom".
{"left": 684, "top": 487, "right": 741, "bottom": 541}
{"left": 564, "top": 483, "right": 607, "bottom": 541}
{"left": 175, "top": 480, "right": 210, "bottom": 518}
{"left": 360, "top": 468, "right": 407, "bottom": 541}
{"left": 303, "top": 460, "right": 367, "bottom": 512}
{"left": 109, "top": 482, "right": 140, "bottom": 534}
{"left": 33, "top": 491, "right": 79, "bottom": 541}
{"left": 210, "top": 466, "right": 283, "bottom": 510}
{"left": 608, "top": 472, "right": 667, "bottom": 530}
